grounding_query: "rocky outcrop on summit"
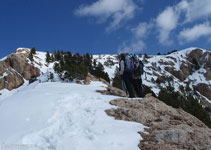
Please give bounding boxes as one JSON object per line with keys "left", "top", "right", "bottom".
{"left": 5, "top": 52, "right": 40, "bottom": 80}
{"left": 0, "top": 49, "right": 40, "bottom": 91}
{"left": 106, "top": 96, "right": 211, "bottom": 150}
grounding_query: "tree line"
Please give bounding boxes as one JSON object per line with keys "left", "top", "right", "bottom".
{"left": 46, "top": 50, "right": 110, "bottom": 83}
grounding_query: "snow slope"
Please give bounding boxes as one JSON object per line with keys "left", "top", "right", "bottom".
{"left": 93, "top": 54, "right": 119, "bottom": 79}
{"left": 0, "top": 81, "right": 145, "bottom": 150}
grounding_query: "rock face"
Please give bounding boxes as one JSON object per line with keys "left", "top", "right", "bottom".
{"left": 0, "top": 50, "right": 40, "bottom": 91}
{"left": 193, "top": 83, "right": 211, "bottom": 100}
{"left": 105, "top": 96, "right": 211, "bottom": 150}
{"left": 0, "top": 61, "right": 24, "bottom": 90}
{"left": 5, "top": 53, "right": 40, "bottom": 80}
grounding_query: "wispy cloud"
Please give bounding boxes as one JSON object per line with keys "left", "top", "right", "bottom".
{"left": 118, "top": 21, "right": 153, "bottom": 53}
{"left": 118, "top": 40, "right": 145, "bottom": 54}
{"left": 178, "top": 0, "right": 211, "bottom": 23}
{"left": 75, "top": 0, "right": 137, "bottom": 32}
{"left": 178, "top": 22, "right": 211, "bottom": 43}
{"left": 132, "top": 22, "right": 153, "bottom": 38}
{"left": 156, "top": 7, "right": 179, "bottom": 45}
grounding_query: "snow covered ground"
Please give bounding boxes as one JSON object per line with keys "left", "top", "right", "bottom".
{"left": 0, "top": 81, "right": 146, "bottom": 150}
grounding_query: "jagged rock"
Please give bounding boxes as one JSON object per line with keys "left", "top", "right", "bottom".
{"left": 193, "top": 83, "right": 211, "bottom": 100}
{"left": 105, "top": 96, "right": 211, "bottom": 150}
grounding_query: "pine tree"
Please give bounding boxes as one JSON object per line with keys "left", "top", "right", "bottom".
{"left": 50, "top": 54, "right": 55, "bottom": 62}
{"left": 112, "top": 68, "right": 123, "bottom": 90}
{"left": 31, "top": 47, "right": 36, "bottom": 54}
{"left": 46, "top": 51, "right": 51, "bottom": 63}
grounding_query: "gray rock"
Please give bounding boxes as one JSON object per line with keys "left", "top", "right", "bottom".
{"left": 106, "top": 96, "right": 211, "bottom": 150}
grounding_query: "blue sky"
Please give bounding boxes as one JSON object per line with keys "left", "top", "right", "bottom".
{"left": 0, "top": 0, "right": 211, "bottom": 58}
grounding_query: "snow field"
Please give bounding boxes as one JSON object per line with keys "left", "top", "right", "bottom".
{"left": 0, "top": 81, "right": 146, "bottom": 150}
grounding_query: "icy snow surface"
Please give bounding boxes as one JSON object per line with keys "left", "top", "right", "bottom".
{"left": 0, "top": 81, "right": 145, "bottom": 150}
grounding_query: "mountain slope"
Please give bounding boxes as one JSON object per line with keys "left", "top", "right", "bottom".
{"left": 93, "top": 48, "right": 211, "bottom": 109}
{"left": 0, "top": 81, "right": 145, "bottom": 150}
{"left": 0, "top": 47, "right": 211, "bottom": 149}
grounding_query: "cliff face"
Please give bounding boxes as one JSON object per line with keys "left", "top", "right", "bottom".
{"left": 0, "top": 48, "right": 40, "bottom": 91}
{"left": 105, "top": 95, "right": 211, "bottom": 150}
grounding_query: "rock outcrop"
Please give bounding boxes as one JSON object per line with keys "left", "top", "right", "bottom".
{"left": 96, "top": 85, "right": 126, "bottom": 97}
{"left": 106, "top": 96, "right": 211, "bottom": 150}
{"left": 84, "top": 74, "right": 126, "bottom": 97}
{"left": 5, "top": 53, "right": 40, "bottom": 80}
{"left": 0, "top": 49, "right": 40, "bottom": 91}
{"left": 193, "top": 83, "right": 211, "bottom": 100}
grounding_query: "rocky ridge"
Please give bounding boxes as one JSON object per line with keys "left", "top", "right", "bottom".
{"left": 105, "top": 95, "right": 211, "bottom": 150}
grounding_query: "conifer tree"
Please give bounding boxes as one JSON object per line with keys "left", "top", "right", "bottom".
{"left": 50, "top": 54, "right": 55, "bottom": 62}
{"left": 31, "top": 47, "right": 36, "bottom": 54}
{"left": 46, "top": 51, "right": 51, "bottom": 63}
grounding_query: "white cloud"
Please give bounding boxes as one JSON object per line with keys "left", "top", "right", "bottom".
{"left": 118, "top": 40, "right": 145, "bottom": 54}
{"left": 156, "top": 7, "right": 179, "bottom": 45}
{"left": 177, "top": 0, "right": 211, "bottom": 23}
{"left": 75, "top": 0, "right": 137, "bottom": 31}
{"left": 132, "top": 22, "right": 153, "bottom": 38}
{"left": 178, "top": 22, "right": 211, "bottom": 43}
{"left": 118, "top": 21, "right": 152, "bottom": 54}
{"left": 152, "top": 0, "right": 211, "bottom": 46}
